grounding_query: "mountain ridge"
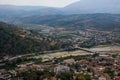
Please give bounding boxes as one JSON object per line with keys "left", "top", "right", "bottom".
{"left": 10, "top": 14, "right": 120, "bottom": 31}
{"left": 63, "top": 0, "right": 120, "bottom": 14}
{"left": 1, "top": 0, "right": 120, "bottom": 17}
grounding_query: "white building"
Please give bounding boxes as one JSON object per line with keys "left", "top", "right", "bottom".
{"left": 54, "top": 65, "right": 70, "bottom": 74}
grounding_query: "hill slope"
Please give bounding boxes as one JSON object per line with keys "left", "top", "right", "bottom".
{"left": 13, "top": 14, "right": 120, "bottom": 31}
{"left": 0, "top": 22, "right": 37, "bottom": 56}
{"left": 0, "top": 22, "right": 64, "bottom": 56}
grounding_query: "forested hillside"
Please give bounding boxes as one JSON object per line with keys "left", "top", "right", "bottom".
{"left": 0, "top": 22, "right": 65, "bottom": 56}
{"left": 14, "top": 14, "right": 120, "bottom": 31}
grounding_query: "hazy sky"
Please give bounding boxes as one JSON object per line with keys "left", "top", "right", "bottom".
{"left": 0, "top": 0, "right": 80, "bottom": 7}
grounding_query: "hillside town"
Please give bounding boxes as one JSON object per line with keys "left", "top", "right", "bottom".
{"left": 0, "top": 52, "right": 120, "bottom": 80}
{"left": 35, "top": 27, "right": 120, "bottom": 48}
{"left": 1, "top": 0, "right": 120, "bottom": 80}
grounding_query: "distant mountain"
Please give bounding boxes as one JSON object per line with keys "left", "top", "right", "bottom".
{"left": 0, "top": 0, "right": 120, "bottom": 19}
{"left": 63, "top": 0, "right": 120, "bottom": 14}
{"left": 0, "top": 0, "right": 120, "bottom": 21}
{"left": 0, "top": 5, "right": 62, "bottom": 22}
{"left": 0, "top": 0, "right": 120, "bottom": 31}
{"left": 12, "top": 14, "right": 120, "bottom": 31}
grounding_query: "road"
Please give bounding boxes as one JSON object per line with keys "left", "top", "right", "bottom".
{"left": 0, "top": 47, "right": 94, "bottom": 62}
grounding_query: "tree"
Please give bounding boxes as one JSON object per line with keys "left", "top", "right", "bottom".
{"left": 57, "top": 72, "right": 73, "bottom": 80}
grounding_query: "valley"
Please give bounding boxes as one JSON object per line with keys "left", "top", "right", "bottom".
{"left": 0, "top": 0, "right": 120, "bottom": 79}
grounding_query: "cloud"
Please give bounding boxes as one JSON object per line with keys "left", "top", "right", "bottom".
{"left": 0, "top": 0, "right": 80, "bottom": 7}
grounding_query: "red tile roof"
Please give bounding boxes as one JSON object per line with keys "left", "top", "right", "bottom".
{"left": 115, "top": 78, "right": 120, "bottom": 80}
